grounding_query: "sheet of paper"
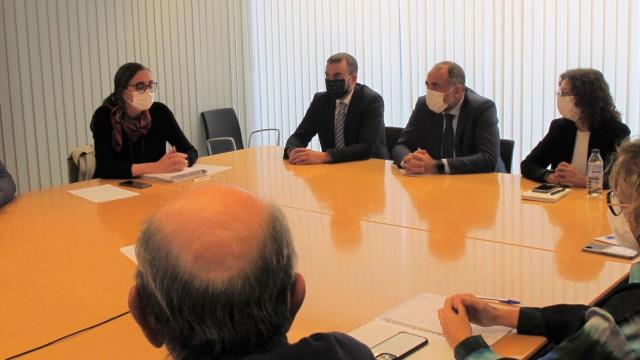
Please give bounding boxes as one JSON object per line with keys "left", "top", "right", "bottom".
{"left": 594, "top": 233, "right": 620, "bottom": 246}
{"left": 350, "top": 292, "right": 513, "bottom": 359}
{"left": 120, "top": 245, "right": 137, "bottom": 264}
{"left": 68, "top": 184, "right": 139, "bottom": 203}
{"left": 376, "top": 293, "right": 511, "bottom": 344}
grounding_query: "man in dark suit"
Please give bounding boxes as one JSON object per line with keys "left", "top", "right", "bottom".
{"left": 392, "top": 61, "right": 505, "bottom": 174}
{"left": 284, "top": 53, "right": 388, "bottom": 164}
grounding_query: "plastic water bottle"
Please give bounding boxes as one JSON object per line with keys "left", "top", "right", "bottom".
{"left": 587, "top": 149, "right": 603, "bottom": 197}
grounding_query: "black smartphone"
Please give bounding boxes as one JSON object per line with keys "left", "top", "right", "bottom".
{"left": 119, "top": 180, "right": 151, "bottom": 189}
{"left": 531, "top": 183, "right": 560, "bottom": 193}
{"left": 370, "top": 331, "right": 428, "bottom": 360}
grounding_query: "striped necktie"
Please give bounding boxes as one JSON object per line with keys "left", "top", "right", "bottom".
{"left": 334, "top": 101, "right": 347, "bottom": 149}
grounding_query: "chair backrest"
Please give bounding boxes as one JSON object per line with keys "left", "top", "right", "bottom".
{"left": 201, "top": 108, "right": 244, "bottom": 153}
{"left": 385, "top": 126, "right": 403, "bottom": 157}
{"left": 500, "top": 139, "right": 515, "bottom": 174}
{"left": 68, "top": 145, "right": 96, "bottom": 182}
{"left": 206, "top": 137, "right": 237, "bottom": 156}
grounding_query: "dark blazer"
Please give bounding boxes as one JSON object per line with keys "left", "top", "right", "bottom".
{"left": 242, "top": 332, "right": 374, "bottom": 360}
{"left": 91, "top": 102, "right": 198, "bottom": 179}
{"left": 0, "top": 160, "right": 16, "bottom": 207}
{"left": 283, "top": 83, "right": 388, "bottom": 162}
{"left": 392, "top": 88, "right": 505, "bottom": 173}
{"left": 521, "top": 118, "right": 630, "bottom": 184}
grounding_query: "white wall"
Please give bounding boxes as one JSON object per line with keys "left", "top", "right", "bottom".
{"left": 0, "top": 0, "right": 249, "bottom": 192}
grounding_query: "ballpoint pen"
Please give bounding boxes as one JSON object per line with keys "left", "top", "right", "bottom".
{"left": 477, "top": 296, "right": 521, "bottom": 305}
{"left": 550, "top": 187, "right": 565, "bottom": 195}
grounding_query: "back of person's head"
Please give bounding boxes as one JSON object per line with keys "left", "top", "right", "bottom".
{"left": 130, "top": 185, "right": 299, "bottom": 359}
{"left": 609, "top": 138, "right": 640, "bottom": 234}
{"left": 327, "top": 52, "right": 358, "bottom": 75}
{"left": 559, "top": 68, "right": 621, "bottom": 130}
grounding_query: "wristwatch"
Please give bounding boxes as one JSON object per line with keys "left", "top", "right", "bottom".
{"left": 436, "top": 160, "right": 445, "bottom": 174}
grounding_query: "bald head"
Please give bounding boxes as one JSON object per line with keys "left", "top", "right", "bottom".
{"left": 131, "top": 184, "right": 300, "bottom": 358}
{"left": 152, "top": 184, "right": 268, "bottom": 284}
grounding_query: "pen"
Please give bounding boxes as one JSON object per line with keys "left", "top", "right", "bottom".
{"left": 477, "top": 296, "right": 521, "bottom": 305}
{"left": 550, "top": 187, "right": 565, "bottom": 195}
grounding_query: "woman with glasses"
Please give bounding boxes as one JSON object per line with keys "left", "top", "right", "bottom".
{"left": 91, "top": 62, "right": 197, "bottom": 179}
{"left": 521, "top": 68, "right": 629, "bottom": 187}
{"left": 439, "top": 139, "right": 640, "bottom": 359}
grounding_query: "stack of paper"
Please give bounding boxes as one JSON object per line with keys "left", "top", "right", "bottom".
{"left": 143, "top": 164, "right": 231, "bottom": 183}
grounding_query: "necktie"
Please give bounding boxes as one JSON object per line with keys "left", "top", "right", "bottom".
{"left": 441, "top": 113, "right": 455, "bottom": 159}
{"left": 334, "top": 101, "right": 347, "bottom": 149}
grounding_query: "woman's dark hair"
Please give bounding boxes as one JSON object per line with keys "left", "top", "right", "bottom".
{"left": 102, "top": 62, "right": 149, "bottom": 106}
{"left": 559, "top": 68, "right": 621, "bottom": 131}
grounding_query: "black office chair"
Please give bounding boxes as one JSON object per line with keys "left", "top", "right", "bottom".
{"left": 385, "top": 126, "right": 403, "bottom": 157}
{"left": 500, "top": 139, "right": 515, "bottom": 174}
{"left": 201, "top": 108, "right": 280, "bottom": 155}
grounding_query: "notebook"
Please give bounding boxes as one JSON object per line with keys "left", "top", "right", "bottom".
{"left": 521, "top": 187, "right": 572, "bottom": 203}
{"left": 143, "top": 164, "right": 231, "bottom": 183}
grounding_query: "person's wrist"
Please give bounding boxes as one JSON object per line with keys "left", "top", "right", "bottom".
{"left": 323, "top": 152, "right": 332, "bottom": 163}
{"left": 436, "top": 160, "right": 445, "bottom": 174}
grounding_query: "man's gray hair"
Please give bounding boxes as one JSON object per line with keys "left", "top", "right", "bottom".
{"left": 327, "top": 52, "right": 358, "bottom": 75}
{"left": 436, "top": 61, "right": 466, "bottom": 86}
{"left": 135, "top": 203, "right": 297, "bottom": 359}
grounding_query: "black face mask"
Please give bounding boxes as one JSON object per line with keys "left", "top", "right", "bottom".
{"left": 325, "top": 79, "right": 348, "bottom": 99}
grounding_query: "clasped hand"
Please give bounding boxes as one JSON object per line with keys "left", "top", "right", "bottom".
{"left": 402, "top": 149, "right": 437, "bottom": 174}
{"left": 288, "top": 148, "right": 330, "bottom": 165}
{"left": 547, "top": 162, "right": 587, "bottom": 187}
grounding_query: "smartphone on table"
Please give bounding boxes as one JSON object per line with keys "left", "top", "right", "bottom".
{"left": 531, "top": 183, "right": 562, "bottom": 193}
{"left": 370, "top": 331, "right": 428, "bottom": 360}
{"left": 118, "top": 180, "right": 151, "bottom": 189}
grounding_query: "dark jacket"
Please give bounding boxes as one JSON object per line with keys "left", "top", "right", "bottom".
{"left": 392, "top": 88, "right": 505, "bottom": 173}
{"left": 284, "top": 83, "right": 388, "bottom": 162}
{"left": 242, "top": 332, "right": 374, "bottom": 360}
{"left": 91, "top": 102, "right": 198, "bottom": 179}
{"left": 0, "top": 160, "right": 16, "bottom": 207}
{"left": 520, "top": 118, "right": 630, "bottom": 184}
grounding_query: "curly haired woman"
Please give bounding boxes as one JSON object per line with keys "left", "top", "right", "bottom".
{"left": 521, "top": 69, "right": 630, "bottom": 187}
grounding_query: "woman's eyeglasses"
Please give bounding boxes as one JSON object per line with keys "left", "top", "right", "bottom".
{"left": 554, "top": 90, "right": 574, "bottom": 97}
{"left": 128, "top": 81, "right": 158, "bottom": 94}
{"left": 607, "top": 190, "right": 632, "bottom": 216}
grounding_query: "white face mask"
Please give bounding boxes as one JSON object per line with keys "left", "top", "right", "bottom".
{"left": 607, "top": 210, "right": 640, "bottom": 251}
{"left": 425, "top": 88, "right": 450, "bottom": 113}
{"left": 129, "top": 90, "right": 154, "bottom": 112}
{"left": 557, "top": 96, "right": 581, "bottom": 122}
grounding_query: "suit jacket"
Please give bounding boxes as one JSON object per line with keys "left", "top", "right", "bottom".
{"left": 242, "top": 332, "right": 374, "bottom": 360}
{"left": 520, "top": 118, "right": 630, "bottom": 183}
{"left": 392, "top": 88, "right": 505, "bottom": 173}
{"left": 0, "top": 160, "right": 16, "bottom": 207}
{"left": 283, "top": 83, "right": 388, "bottom": 162}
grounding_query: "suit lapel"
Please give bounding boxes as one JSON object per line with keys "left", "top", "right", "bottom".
{"left": 454, "top": 97, "right": 469, "bottom": 155}
{"left": 342, "top": 84, "right": 362, "bottom": 141}
{"left": 326, "top": 96, "right": 337, "bottom": 147}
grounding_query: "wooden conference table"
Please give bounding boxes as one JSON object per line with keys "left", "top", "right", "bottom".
{"left": 0, "top": 146, "right": 632, "bottom": 359}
